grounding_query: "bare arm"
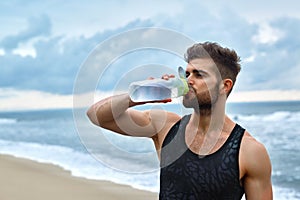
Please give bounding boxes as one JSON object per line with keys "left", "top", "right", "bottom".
{"left": 86, "top": 93, "right": 173, "bottom": 137}
{"left": 242, "top": 137, "right": 273, "bottom": 200}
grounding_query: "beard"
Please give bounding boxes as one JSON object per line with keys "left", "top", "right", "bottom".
{"left": 183, "top": 85, "right": 219, "bottom": 115}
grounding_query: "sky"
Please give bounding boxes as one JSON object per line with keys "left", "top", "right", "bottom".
{"left": 1, "top": 0, "right": 300, "bottom": 111}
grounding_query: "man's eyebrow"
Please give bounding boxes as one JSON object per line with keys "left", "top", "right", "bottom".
{"left": 193, "top": 69, "right": 208, "bottom": 74}
{"left": 186, "top": 69, "right": 209, "bottom": 75}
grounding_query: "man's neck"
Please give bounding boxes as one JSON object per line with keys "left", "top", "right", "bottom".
{"left": 191, "top": 99, "right": 227, "bottom": 136}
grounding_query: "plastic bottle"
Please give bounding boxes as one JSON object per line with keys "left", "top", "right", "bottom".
{"left": 129, "top": 67, "right": 189, "bottom": 102}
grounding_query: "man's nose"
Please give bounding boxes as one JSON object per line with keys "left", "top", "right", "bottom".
{"left": 187, "top": 75, "right": 194, "bottom": 85}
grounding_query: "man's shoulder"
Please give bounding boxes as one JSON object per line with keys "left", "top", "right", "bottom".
{"left": 239, "top": 130, "right": 272, "bottom": 197}
{"left": 241, "top": 131, "right": 266, "bottom": 151}
{"left": 149, "top": 110, "right": 182, "bottom": 149}
{"left": 240, "top": 131, "right": 271, "bottom": 174}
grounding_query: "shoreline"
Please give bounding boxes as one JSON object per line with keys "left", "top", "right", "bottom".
{"left": 0, "top": 154, "right": 158, "bottom": 200}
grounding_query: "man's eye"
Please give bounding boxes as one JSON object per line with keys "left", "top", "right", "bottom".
{"left": 185, "top": 72, "right": 190, "bottom": 78}
{"left": 196, "top": 73, "right": 202, "bottom": 77}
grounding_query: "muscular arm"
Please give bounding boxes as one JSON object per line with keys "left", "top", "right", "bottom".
{"left": 86, "top": 93, "right": 175, "bottom": 138}
{"left": 241, "top": 137, "right": 273, "bottom": 200}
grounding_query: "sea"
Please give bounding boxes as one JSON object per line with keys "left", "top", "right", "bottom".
{"left": 0, "top": 101, "right": 300, "bottom": 199}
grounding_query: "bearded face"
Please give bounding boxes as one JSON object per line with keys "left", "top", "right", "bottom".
{"left": 182, "top": 58, "right": 222, "bottom": 114}
{"left": 183, "top": 83, "right": 220, "bottom": 112}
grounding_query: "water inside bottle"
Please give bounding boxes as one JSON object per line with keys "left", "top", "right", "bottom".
{"left": 130, "top": 85, "right": 172, "bottom": 102}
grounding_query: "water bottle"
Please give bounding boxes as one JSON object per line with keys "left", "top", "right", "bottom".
{"left": 129, "top": 67, "right": 189, "bottom": 102}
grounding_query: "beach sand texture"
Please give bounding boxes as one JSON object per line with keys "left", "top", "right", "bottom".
{"left": 0, "top": 154, "right": 158, "bottom": 200}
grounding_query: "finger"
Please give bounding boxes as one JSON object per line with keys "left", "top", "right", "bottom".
{"left": 161, "top": 98, "right": 172, "bottom": 103}
{"left": 161, "top": 74, "right": 168, "bottom": 80}
{"left": 146, "top": 98, "right": 172, "bottom": 104}
{"left": 161, "top": 74, "right": 175, "bottom": 80}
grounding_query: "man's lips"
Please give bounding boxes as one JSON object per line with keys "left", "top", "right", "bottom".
{"left": 185, "top": 87, "right": 195, "bottom": 97}
{"left": 189, "top": 86, "right": 196, "bottom": 93}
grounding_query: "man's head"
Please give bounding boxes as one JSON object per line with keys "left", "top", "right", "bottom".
{"left": 184, "top": 42, "right": 241, "bottom": 97}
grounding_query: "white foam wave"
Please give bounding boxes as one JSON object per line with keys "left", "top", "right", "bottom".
{"left": 273, "top": 187, "right": 300, "bottom": 200}
{"left": 0, "top": 139, "right": 159, "bottom": 192}
{"left": 231, "top": 111, "right": 300, "bottom": 122}
{"left": 0, "top": 139, "right": 299, "bottom": 197}
{"left": 0, "top": 118, "right": 17, "bottom": 124}
{"left": 241, "top": 186, "right": 300, "bottom": 200}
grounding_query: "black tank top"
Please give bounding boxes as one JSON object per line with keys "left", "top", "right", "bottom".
{"left": 159, "top": 115, "right": 245, "bottom": 200}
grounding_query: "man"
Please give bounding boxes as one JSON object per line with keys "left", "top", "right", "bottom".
{"left": 87, "top": 42, "right": 273, "bottom": 199}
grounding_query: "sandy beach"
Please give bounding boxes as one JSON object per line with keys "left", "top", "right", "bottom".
{"left": 0, "top": 154, "right": 158, "bottom": 200}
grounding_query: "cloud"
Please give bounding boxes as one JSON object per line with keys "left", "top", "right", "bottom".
{"left": 0, "top": 88, "right": 73, "bottom": 111}
{"left": 1, "top": 1, "right": 300, "bottom": 99}
{"left": 235, "top": 16, "right": 300, "bottom": 91}
{"left": 0, "top": 18, "right": 156, "bottom": 94}
{"left": 1, "top": 87, "right": 299, "bottom": 111}
{"left": 0, "top": 14, "right": 51, "bottom": 51}
{"left": 252, "top": 23, "right": 284, "bottom": 44}
{"left": 0, "top": 88, "right": 120, "bottom": 111}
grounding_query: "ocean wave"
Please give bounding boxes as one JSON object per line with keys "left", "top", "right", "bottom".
{"left": 273, "top": 187, "right": 300, "bottom": 200}
{"left": 241, "top": 186, "right": 300, "bottom": 200}
{"left": 0, "top": 139, "right": 299, "bottom": 198}
{"left": 0, "top": 118, "right": 17, "bottom": 124}
{"left": 230, "top": 111, "right": 300, "bottom": 122}
{"left": 0, "top": 139, "right": 159, "bottom": 192}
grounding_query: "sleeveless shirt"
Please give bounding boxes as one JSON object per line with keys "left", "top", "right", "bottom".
{"left": 159, "top": 115, "right": 245, "bottom": 200}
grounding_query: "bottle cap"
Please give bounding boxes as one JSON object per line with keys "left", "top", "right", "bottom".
{"left": 177, "top": 66, "right": 189, "bottom": 95}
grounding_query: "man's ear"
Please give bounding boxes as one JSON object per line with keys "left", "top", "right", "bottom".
{"left": 220, "top": 79, "right": 233, "bottom": 95}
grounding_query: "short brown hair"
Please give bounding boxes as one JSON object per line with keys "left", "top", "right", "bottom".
{"left": 184, "top": 42, "right": 241, "bottom": 96}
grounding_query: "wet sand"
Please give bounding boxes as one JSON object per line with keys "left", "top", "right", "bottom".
{"left": 0, "top": 154, "right": 157, "bottom": 200}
